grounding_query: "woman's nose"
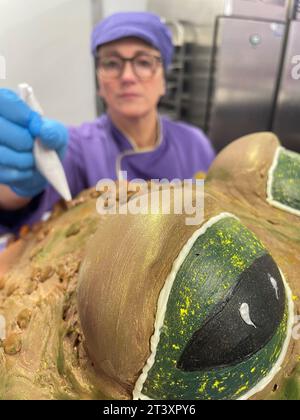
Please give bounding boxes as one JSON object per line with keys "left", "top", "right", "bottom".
{"left": 120, "top": 62, "right": 137, "bottom": 81}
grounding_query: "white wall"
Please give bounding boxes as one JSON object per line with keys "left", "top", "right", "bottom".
{"left": 0, "top": 0, "right": 96, "bottom": 125}
{"left": 101, "top": 0, "right": 148, "bottom": 17}
{"left": 149, "top": 0, "right": 225, "bottom": 25}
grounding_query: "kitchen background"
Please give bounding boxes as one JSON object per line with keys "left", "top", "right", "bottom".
{"left": 0, "top": 0, "right": 299, "bottom": 151}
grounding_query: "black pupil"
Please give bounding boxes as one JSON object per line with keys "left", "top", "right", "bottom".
{"left": 177, "top": 254, "right": 286, "bottom": 372}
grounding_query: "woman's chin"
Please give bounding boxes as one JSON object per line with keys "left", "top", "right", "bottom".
{"left": 116, "top": 107, "right": 149, "bottom": 119}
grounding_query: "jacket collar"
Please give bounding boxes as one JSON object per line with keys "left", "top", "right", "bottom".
{"left": 107, "top": 114, "right": 164, "bottom": 154}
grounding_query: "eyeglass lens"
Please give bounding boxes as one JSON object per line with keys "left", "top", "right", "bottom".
{"left": 98, "top": 54, "right": 161, "bottom": 80}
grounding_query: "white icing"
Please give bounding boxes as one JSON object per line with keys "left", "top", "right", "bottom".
{"left": 267, "top": 147, "right": 300, "bottom": 217}
{"left": 240, "top": 303, "right": 257, "bottom": 329}
{"left": 0, "top": 315, "right": 6, "bottom": 340}
{"left": 269, "top": 274, "right": 279, "bottom": 300}
{"left": 132, "top": 212, "right": 239, "bottom": 400}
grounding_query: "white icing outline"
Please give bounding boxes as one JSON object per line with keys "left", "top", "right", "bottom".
{"left": 267, "top": 147, "right": 300, "bottom": 217}
{"left": 133, "top": 212, "right": 239, "bottom": 400}
{"left": 132, "top": 214, "right": 295, "bottom": 401}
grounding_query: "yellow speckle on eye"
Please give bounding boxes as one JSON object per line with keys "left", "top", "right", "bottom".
{"left": 231, "top": 254, "right": 246, "bottom": 270}
{"left": 172, "top": 344, "right": 180, "bottom": 350}
{"left": 212, "top": 380, "right": 221, "bottom": 389}
{"left": 222, "top": 239, "right": 233, "bottom": 246}
{"left": 235, "top": 386, "right": 248, "bottom": 396}
{"left": 251, "top": 368, "right": 256, "bottom": 374}
{"left": 180, "top": 308, "right": 188, "bottom": 317}
{"left": 198, "top": 382, "right": 207, "bottom": 394}
{"left": 185, "top": 296, "right": 191, "bottom": 308}
{"left": 292, "top": 295, "right": 299, "bottom": 302}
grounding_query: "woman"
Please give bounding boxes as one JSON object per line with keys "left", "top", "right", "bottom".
{"left": 0, "top": 12, "right": 215, "bottom": 236}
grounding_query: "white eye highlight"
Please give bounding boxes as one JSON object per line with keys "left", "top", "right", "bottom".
{"left": 269, "top": 274, "right": 279, "bottom": 300}
{"left": 0, "top": 315, "right": 6, "bottom": 340}
{"left": 239, "top": 303, "right": 257, "bottom": 329}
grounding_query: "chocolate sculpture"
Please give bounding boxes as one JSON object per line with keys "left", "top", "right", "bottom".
{"left": 0, "top": 132, "right": 299, "bottom": 400}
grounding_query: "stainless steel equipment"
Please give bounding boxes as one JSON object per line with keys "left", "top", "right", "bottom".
{"left": 224, "top": 0, "right": 290, "bottom": 21}
{"left": 208, "top": 17, "right": 286, "bottom": 150}
{"left": 151, "top": 0, "right": 300, "bottom": 152}
{"left": 272, "top": 5, "right": 300, "bottom": 150}
{"left": 207, "top": 0, "right": 300, "bottom": 151}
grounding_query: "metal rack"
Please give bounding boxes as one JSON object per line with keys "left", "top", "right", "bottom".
{"left": 159, "top": 20, "right": 211, "bottom": 129}
{"left": 296, "top": 0, "right": 300, "bottom": 18}
{"left": 159, "top": 21, "right": 187, "bottom": 121}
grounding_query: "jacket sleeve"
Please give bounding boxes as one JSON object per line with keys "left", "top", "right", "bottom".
{"left": 0, "top": 126, "right": 88, "bottom": 235}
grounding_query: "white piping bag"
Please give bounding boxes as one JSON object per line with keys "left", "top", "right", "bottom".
{"left": 18, "top": 83, "right": 72, "bottom": 202}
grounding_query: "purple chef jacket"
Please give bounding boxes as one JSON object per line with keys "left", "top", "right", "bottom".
{"left": 0, "top": 114, "right": 215, "bottom": 235}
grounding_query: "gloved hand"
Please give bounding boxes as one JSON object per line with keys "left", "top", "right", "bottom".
{"left": 0, "top": 89, "right": 68, "bottom": 198}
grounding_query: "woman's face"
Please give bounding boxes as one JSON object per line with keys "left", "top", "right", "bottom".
{"left": 97, "top": 38, "right": 166, "bottom": 119}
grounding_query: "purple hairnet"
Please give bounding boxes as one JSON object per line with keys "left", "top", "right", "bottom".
{"left": 91, "top": 12, "right": 174, "bottom": 68}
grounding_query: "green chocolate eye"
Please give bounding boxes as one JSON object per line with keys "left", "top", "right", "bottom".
{"left": 134, "top": 215, "right": 293, "bottom": 400}
{"left": 267, "top": 147, "right": 300, "bottom": 216}
{"left": 178, "top": 254, "right": 285, "bottom": 372}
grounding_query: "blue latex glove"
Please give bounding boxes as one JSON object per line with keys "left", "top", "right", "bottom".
{"left": 0, "top": 89, "right": 68, "bottom": 198}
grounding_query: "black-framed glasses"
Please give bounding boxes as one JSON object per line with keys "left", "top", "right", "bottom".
{"left": 97, "top": 53, "right": 163, "bottom": 80}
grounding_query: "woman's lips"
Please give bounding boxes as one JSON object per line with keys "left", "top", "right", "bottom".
{"left": 118, "top": 93, "right": 141, "bottom": 99}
